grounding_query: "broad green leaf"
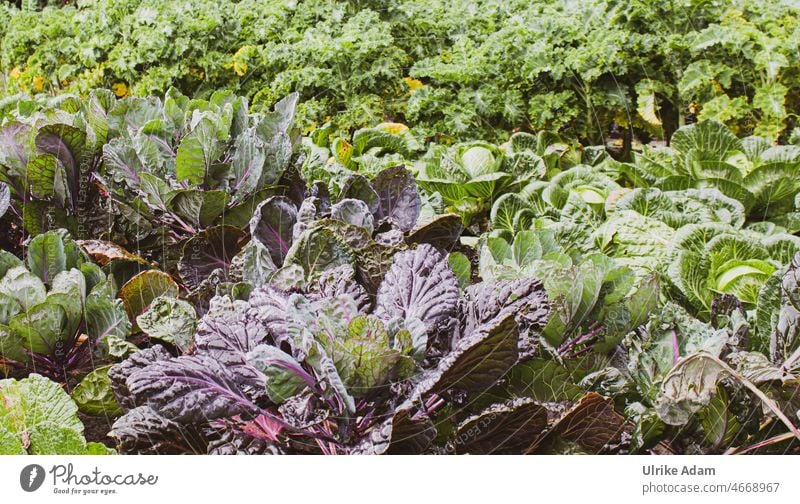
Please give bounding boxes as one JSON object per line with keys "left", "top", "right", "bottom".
{"left": 753, "top": 82, "right": 787, "bottom": 119}
{"left": 10, "top": 302, "right": 68, "bottom": 355}
{"left": 118, "top": 270, "right": 179, "bottom": 320}
{"left": 626, "top": 274, "right": 661, "bottom": 330}
{"left": 491, "top": 193, "right": 528, "bottom": 233}
{"left": 667, "top": 223, "right": 731, "bottom": 312}
{"left": 753, "top": 269, "right": 784, "bottom": 354}
{"left": 137, "top": 172, "right": 172, "bottom": 210}
{"left": 170, "top": 189, "right": 229, "bottom": 228}
{"left": 247, "top": 344, "right": 308, "bottom": 404}
{"left": 175, "top": 118, "right": 223, "bottom": 185}
{"left": 86, "top": 280, "right": 133, "bottom": 357}
{"left": 541, "top": 254, "right": 616, "bottom": 345}
{"left": 463, "top": 171, "right": 509, "bottom": 200}
{"left": 596, "top": 210, "right": 674, "bottom": 277}
{"left": 0, "top": 250, "right": 22, "bottom": 279}
{"left": 29, "top": 425, "right": 94, "bottom": 455}
{"left": 103, "top": 140, "right": 144, "bottom": 186}
{"left": 0, "top": 266, "right": 46, "bottom": 312}
{"left": 0, "top": 293, "right": 21, "bottom": 327}
{"left": 332, "top": 138, "right": 354, "bottom": 168}
{"left": 612, "top": 188, "right": 744, "bottom": 229}
{"left": 744, "top": 162, "right": 800, "bottom": 216}
{"left": 0, "top": 324, "right": 27, "bottom": 363}
{"left": 699, "top": 386, "right": 741, "bottom": 448}
{"left": 0, "top": 427, "right": 24, "bottom": 454}
{"left": 505, "top": 358, "right": 584, "bottom": 402}
{"left": 0, "top": 374, "right": 95, "bottom": 454}
{"left": 26, "top": 230, "right": 67, "bottom": 285}
{"left": 448, "top": 252, "right": 471, "bottom": 291}
{"left": 229, "top": 127, "right": 266, "bottom": 200}
{"left": 670, "top": 120, "right": 743, "bottom": 163}
{"left": 85, "top": 89, "right": 115, "bottom": 149}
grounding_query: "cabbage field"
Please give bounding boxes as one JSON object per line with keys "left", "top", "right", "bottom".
{"left": 1, "top": 0, "right": 800, "bottom": 456}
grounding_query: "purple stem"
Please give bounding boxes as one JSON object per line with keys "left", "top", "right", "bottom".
{"left": 557, "top": 326, "right": 605, "bottom": 356}
{"left": 671, "top": 329, "right": 680, "bottom": 365}
{"left": 424, "top": 394, "right": 441, "bottom": 410}
{"left": 167, "top": 212, "right": 196, "bottom": 235}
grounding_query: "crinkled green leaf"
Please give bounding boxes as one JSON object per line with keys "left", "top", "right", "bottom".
{"left": 329, "top": 315, "right": 401, "bottom": 397}
{"left": 136, "top": 296, "right": 197, "bottom": 352}
{"left": 505, "top": 358, "right": 584, "bottom": 402}
{"left": 671, "top": 120, "right": 743, "bottom": 163}
{"left": 0, "top": 323, "right": 27, "bottom": 363}
{"left": 0, "top": 374, "right": 91, "bottom": 454}
{"left": 656, "top": 353, "right": 728, "bottom": 425}
{"left": 71, "top": 366, "right": 123, "bottom": 416}
{"left": 285, "top": 226, "right": 355, "bottom": 281}
{"left": 597, "top": 210, "right": 674, "bottom": 276}
{"left": 330, "top": 198, "right": 374, "bottom": 235}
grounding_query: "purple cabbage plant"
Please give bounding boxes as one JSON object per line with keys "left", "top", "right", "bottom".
{"left": 108, "top": 244, "right": 552, "bottom": 454}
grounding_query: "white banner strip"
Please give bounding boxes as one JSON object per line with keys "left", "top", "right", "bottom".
{"left": 1, "top": 455, "right": 797, "bottom": 503}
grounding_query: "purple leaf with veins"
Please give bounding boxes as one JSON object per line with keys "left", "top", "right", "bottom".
{"left": 250, "top": 196, "right": 297, "bottom": 266}
{"left": 177, "top": 225, "right": 246, "bottom": 291}
{"left": 127, "top": 354, "right": 261, "bottom": 423}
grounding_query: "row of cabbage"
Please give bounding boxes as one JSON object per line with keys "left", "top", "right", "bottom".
{"left": 1, "top": 91, "right": 800, "bottom": 454}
